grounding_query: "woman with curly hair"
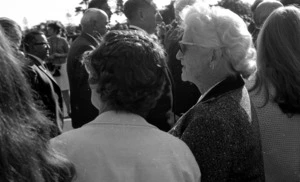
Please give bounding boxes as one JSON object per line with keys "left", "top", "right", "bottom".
{"left": 0, "top": 27, "right": 75, "bottom": 182}
{"left": 51, "top": 30, "right": 200, "bottom": 182}
{"left": 250, "top": 5, "right": 300, "bottom": 182}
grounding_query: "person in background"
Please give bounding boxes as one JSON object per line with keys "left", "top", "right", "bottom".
{"left": 0, "top": 27, "right": 75, "bottom": 182}
{"left": 249, "top": 6, "right": 300, "bottom": 181}
{"left": 253, "top": 0, "right": 283, "bottom": 29}
{"left": 51, "top": 30, "right": 200, "bottom": 182}
{"left": 124, "top": 0, "right": 173, "bottom": 131}
{"left": 22, "top": 30, "right": 64, "bottom": 137}
{"left": 169, "top": 2, "right": 265, "bottom": 181}
{"left": 0, "top": 17, "right": 23, "bottom": 52}
{"left": 252, "top": 0, "right": 283, "bottom": 46}
{"left": 67, "top": 8, "right": 109, "bottom": 128}
{"left": 88, "top": 0, "right": 112, "bottom": 20}
{"left": 159, "top": 1, "right": 200, "bottom": 117}
{"left": 248, "top": 0, "right": 264, "bottom": 44}
{"left": 124, "top": 0, "right": 163, "bottom": 35}
{"left": 47, "top": 22, "right": 71, "bottom": 116}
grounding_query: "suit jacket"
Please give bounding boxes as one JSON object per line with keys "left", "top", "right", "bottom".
{"left": 67, "top": 32, "right": 99, "bottom": 128}
{"left": 25, "top": 54, "right": 63, "bottom": 137}
{"left": 128, "top": 26, "right": 173, "bottom": 132}
{"left": 51, "top": 111, "right": 201, "bottom": 182}
{"left": 169, "top": 76, "right": 265, "bottom": 182}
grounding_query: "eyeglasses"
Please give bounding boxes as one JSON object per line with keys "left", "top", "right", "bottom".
{"left": 33, "top": 42, "right": 49, "bottom": 46}
{"left": 178, "top": 41, "right": 201, "bottom": 54}
{"left": 179, "top": 41, "right": 220, "bottom": 54}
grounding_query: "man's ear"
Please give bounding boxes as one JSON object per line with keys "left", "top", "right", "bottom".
{"left": 138, "top": 9, "right": 144, "bottom": 20}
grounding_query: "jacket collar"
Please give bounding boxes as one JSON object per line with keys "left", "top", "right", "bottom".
{"left": 129, "top": 25, "right": 146, "bottom": 33}
{"left": 26, "top": 53, "right": 57, "bottom": 83}
{"left": 201, "top": 75, "right": 245, "bottom": 102}
{"left": 26, "top": 53, "right": 44, "bottom": 66}
{"left": 81, "top": 32, "right": 99, "bottom": 47}
{"left": 88, "top": 111, "right": 157, "bottom": 129}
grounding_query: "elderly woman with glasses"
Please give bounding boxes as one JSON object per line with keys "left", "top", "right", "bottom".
{"left": 169, "top": 2, "right": 265, "bottom": 182}
{"left": 51, "top": 30, "right": 201, "bottom": 182}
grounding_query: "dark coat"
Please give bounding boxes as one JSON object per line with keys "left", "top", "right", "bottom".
{"left": 67, "top": 32, "right": 99, "bottom": 128}
{"left": 128, "top": 26, "right": 173, "bottom": 131}
{"left": 169, "top": 76, "right": 265, "bottom": 182}
{"left": 25, "top": 54, "right": 63, "bottom": 137}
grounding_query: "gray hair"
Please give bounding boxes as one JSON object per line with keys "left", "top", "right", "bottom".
{"left": 180, "top": 2, "right": 256, "bottom": 79}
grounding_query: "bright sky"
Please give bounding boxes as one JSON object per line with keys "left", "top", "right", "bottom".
{"left": 0, "top": 0, "right": 255, "bottom": 29}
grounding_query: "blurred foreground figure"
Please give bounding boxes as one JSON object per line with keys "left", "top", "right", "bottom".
{"left": 0, "top": 27, "right": 75, "bottom": 182}
{"left": 51, "top": 30, "right": 201, "bottom": 182}
{"left": 67, "top": 8, "right": 109, "bottom": 128}
{"left": 250, "top": 6, "right": 300, "bottom": 182}
{"left": 169, "top": 2, "right": 265, "bottom": 181}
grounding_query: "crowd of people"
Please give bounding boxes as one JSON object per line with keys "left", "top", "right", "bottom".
{"left": 0, "top": 0, "right": 300, "bottom": 181}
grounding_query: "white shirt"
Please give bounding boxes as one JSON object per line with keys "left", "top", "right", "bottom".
{"left": 51, "top": 111, "right": 201, "bottom": 182}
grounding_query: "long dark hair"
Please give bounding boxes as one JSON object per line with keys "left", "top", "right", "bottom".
{"left": 251, "top": 6, "right": 300, "bottom": 116}
{"left": 0, "top": 28, "right": 75, "bottom": 182}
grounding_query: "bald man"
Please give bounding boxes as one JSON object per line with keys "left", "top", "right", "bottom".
{"left": 67, "top": 8, "right": 109, "bottom": 128}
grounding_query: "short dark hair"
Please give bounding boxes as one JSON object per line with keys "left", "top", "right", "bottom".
{"left": 124, "top": 0, "right": 155, "bottom": 20}
{"left": 84, "top": 30, "right": 167, "bottom": 117}
{"left": 88, "top": 0, "right": 108, "bottom": 8}
{"left": 47, "top": 22, "right": 61, "bottom": 34}
{"left": 22, "top": 30, "right": 44, "bottom": 52}
{"left": 251, "top": 0, "right": 264, "bottom": 13}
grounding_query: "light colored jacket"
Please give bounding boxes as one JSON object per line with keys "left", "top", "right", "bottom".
{"left": 51, "top": 111, "right": 201, "bottom": 182}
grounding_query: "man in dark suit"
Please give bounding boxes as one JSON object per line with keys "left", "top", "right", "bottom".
{"left": 67, "top": 8, "right": 109, "bottom": 128}
{"left": 23, "top": 30, "right": 63, "bottom": 137}
{"left": 123, "top": 0, "right": 173, "bottom": 131}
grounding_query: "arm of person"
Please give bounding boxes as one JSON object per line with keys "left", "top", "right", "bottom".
{"left": 181, "top": 115, "right": 232, "bottom": 182}
{"left": 52, "top": 38, "right": 70, "bottom": 64}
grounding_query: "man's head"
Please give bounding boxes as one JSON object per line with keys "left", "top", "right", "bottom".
{"left": 124, "top": 0, "right": 162, "bottom": 34}
{"left": 81, "top": 8, "right": 109, "bottom": 36}
{"left": 23, "top": 31, "right": 50, "bottom": 60}
{"left": 254, "top": 0, "right": 283, "bottom": 28}
{"left": 47, "top": 22, "right": 61, "bottom": 37}
{"left": 88, "top": 0, "right": 112, "bottom": 19}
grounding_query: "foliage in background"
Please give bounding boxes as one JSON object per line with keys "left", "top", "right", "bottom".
{"left": 75, "top": 0, "right": 124, "bottom": 15}
{"left": 217, "top": 0, "right": 252, "bottom": 23}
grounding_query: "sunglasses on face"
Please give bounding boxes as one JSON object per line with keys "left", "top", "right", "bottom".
{"left": 178, "top": 41, "right": 199, "bottom": 54}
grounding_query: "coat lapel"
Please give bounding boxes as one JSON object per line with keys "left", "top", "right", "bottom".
{"left": 201, "top": 75, "right": 245, "bottom": 103}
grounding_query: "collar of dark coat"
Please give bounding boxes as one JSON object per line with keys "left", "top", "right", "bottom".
{"left": 201, "top": 75, "right": 245, "bottom": 102}
{"left": 81, "top": 32, "right": 99, "bottom": 47}
{"left": 26, "top": 53, "right": 43, "bottom": 67}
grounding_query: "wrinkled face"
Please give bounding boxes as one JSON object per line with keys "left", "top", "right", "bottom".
{"left": 30, "top": 34, "right": 50, "bottom": 60}
{"left": 142, "top": 4, "right": 162, "bottom": 34}
{"left": 96, "top": 14, "right": 109, "bottom": 36}
{"left": 176, "top": 35, "right": 213, "bottom": 84}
